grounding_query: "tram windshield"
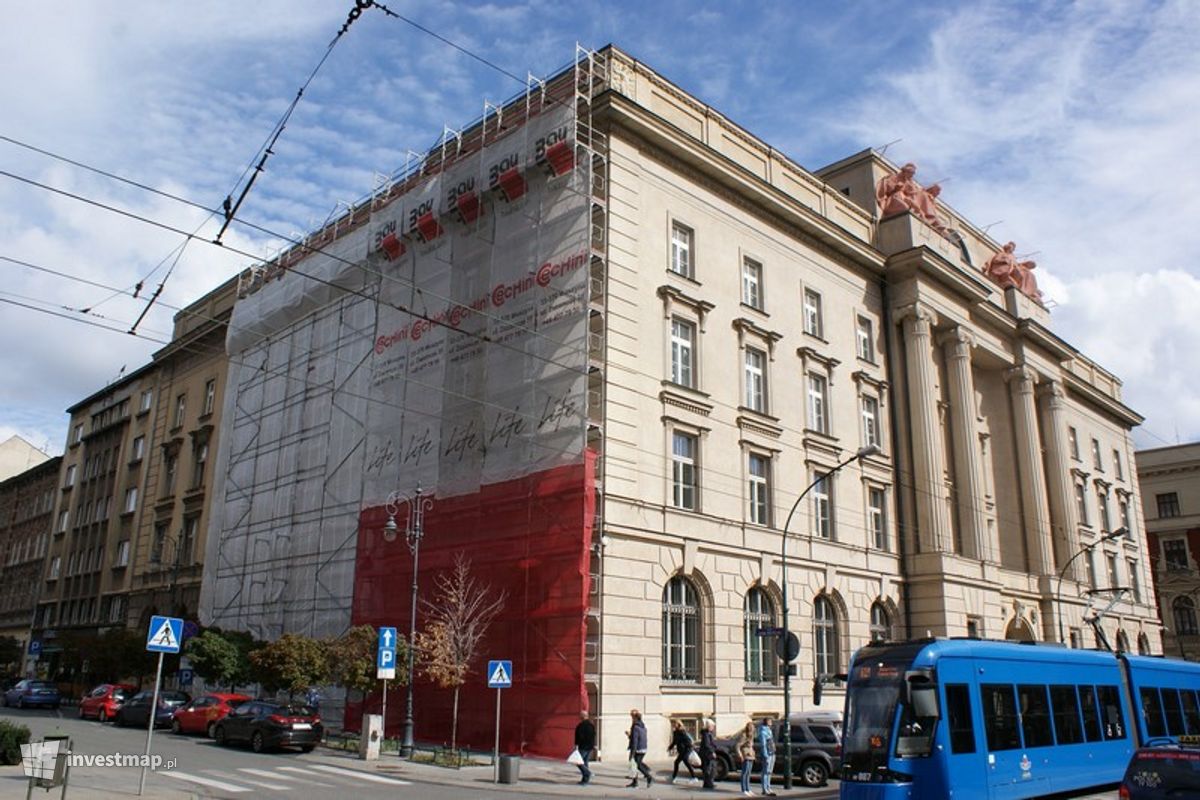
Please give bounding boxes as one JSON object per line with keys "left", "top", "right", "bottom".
{"left": 844, "top": 659, "right": 906, "bottom": 776}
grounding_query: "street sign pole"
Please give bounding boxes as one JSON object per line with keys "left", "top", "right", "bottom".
{"left": 381, "top": 679, "right": 388, "bottom": 748}
{"left": 137, "top": 651, "right": 164, "bottom": 796}
{"left": 493, "top": 687, "right": 501, "bottom": 783}
{"left": 486, "top": 659, "right": 512, "bottom": 782}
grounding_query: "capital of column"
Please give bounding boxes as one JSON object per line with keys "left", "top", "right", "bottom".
{"left": 1036, "top": 379, "right": 1067, "bottom": 409}
{"left": 895, "top": 303, "right": 936, "bottom": 336}
{"left": 937, "top": 326, "right": 975, "bottom": 360}
{"left": 1004, "top": 364, "right": 1038, "bottom": 392}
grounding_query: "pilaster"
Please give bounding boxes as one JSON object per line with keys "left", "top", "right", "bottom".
{"left": 938, "top": 327, "right": 989, "bottom": 562}
{"left": 1037, "top": 381, "right": 1083, "bottom": 581}
{"left": 1005, "top": 365, "right": 1054, "bottom": 575}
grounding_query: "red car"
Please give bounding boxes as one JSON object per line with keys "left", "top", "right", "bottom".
{"left": 171, "top": 693, "right": 251, "bottom": 737}
{"left": 78, "top": 683, "right": 136, "bottom": 722}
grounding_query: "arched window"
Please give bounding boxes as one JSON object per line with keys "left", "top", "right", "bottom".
{"left": 663, "top": 576, "right": 701, "bottom": 682}
{"left": 744, "top": 587, "right": 777, "bottom": 684}
{"left": 1137, "top": 633, "right": 1151, "bottom": 655}
{"left": 1173, "top": 597, "right": 1198, "bottom": 637}
{"left": 813, "top": 596, "right": 839, "bottom": 676}
{"left": 1115, "top": 630, "right": 1130, "bottom": 653}
{"left": 869, "top": 602, "right": 890, "bottom": 643}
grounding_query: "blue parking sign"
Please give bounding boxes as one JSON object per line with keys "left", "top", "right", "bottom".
{"left": 377, "top": 626, "right": 397, "bottom": 679}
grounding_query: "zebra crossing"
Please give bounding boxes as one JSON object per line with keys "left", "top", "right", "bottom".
{"left": 157, "top": 762, "right": 412, "bottom": 796}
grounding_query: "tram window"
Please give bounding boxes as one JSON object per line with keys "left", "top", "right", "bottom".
{"left": 1097, "top": 685, "right": 1126, "bottom": 740}
{"left": 945, "top": 684, "right": 976, "bottom": 754}
{"left": 1018, "top": 685, "right": 1054, "bottom": 748}
{"left": 1050, "top": 685, "right": 1084, "bottom": 745}
{"left": 1142, "top": 687, "right": 1167, "bottom": 738}
{"left": 982, "top": 684, "right": 1021, "bottom": 751}
{"left": 1181, "top": 690, "right": 1200, "bottom": 734}
{"left": 1162, "top": 688, "right": 1185, "bottom": 736}
{"left": 1080, "top": 686, "right": 1103, "bottom": 742}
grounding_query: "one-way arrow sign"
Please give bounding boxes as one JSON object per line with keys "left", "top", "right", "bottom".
{"left": 377, "top": 626, "right": 398, "bottom": 680}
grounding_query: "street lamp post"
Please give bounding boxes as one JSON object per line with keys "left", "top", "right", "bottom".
{"left": 383, "top": 486, "right": 434, "bottom": 759}
{"left": 779, "top": 444, "right": 879, "bottom": 790}
{"left": 1055, "top": 526, "right": 1128, "bottom": 644}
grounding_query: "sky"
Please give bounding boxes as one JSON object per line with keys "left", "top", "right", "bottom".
{"left": 1, "top": 0, "right": 1197, "bottom": 456}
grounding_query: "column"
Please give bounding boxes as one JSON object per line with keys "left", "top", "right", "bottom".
{"left": 938, "top": 327, "right": 989, "bottom": 562}
{"left": 899, "top": 304, "right": 952, "bottom": 554}
{"left": 1005, "top": 365, "right": 1055, "bottom": 575}
{"left": 1037, "top": 381, "right": 1083, "bottom": 580}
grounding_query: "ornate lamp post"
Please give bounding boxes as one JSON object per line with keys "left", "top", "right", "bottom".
{"left": 1056, "top": 526, "right": 1128, "bottom": 644}
{"left": 383, "top": 486, "right": 434, "bottom": 759}
{"left": 779, "top": 444, "right": 879, "bottom": 789}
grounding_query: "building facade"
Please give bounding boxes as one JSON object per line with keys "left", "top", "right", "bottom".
{"left": 1137, "top": 442, "right": 1200, "bottom": 660}
{"left": 0, "top": 455, "right": 59, "bottom": 667}
{"left": 0, "top": 435, "right": 51, "bottom": 482}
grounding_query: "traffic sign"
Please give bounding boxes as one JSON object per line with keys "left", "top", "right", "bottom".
{"left": 377, "top": 626, "right": 397, "bottom": 680}
{"left": 776, "top": 631, "right": 801, "bottom": 662}
{"left": 178, "top": 668, "right": 194, "bottom": 686}
{"left": 755, "top": 627, "right": 784, "bottom": 637}
{"left": 487, "top": 660, "right": 513, "bottom": 688}
{"left": 145, "top": 616, "right": 183, "bottom": 654}
{"left": 28, "top": 639, "right": 42, "bottom": 656}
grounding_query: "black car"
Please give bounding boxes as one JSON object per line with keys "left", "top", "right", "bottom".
{"left": 714, "top": 711, "right": 842, "bottom": 787}
{"left": 213, "top": 701, "right": 322, "bottom": 753}
{"left": 114, "top": 690, "right": 191, "bottom": 728}
{"left": 1119, "top": 737, "right": 1200, "bottom": 799}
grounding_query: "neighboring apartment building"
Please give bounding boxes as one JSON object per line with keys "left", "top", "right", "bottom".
{"left": 0, "top": 456, "right": 59, "bottom": 666}
{"left": 1137, "top": 442, "right": 1200, "bottom": 660}
{"left": 198, "top": 45, "right": 1161, "bottom": 758}
{"left": 0, "top": 435, "right": 51, "bottom": 482}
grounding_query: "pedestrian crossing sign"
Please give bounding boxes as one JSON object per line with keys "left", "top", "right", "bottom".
{"left": 487, "top": 659, "right": 513, "bottom": 688}
{"left": 146, "top": 615, "right": 184, "bottom": 654}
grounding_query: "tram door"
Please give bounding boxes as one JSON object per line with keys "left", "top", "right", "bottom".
{"left": 937, "top": 657, "right": 989, "bottom": 799}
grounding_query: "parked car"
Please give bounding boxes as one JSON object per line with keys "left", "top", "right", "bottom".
{"left": 213, "top": 701, "right": 322, "bottom": 753}
{"left": 78, "top": 683, "right": 137, "bottom": 722}
{"left": 714, "top": 711, "right": 842, "bottom": 787}
{"left": 171, "top": 693, "right": 250, "bottom": 737}
{"left": 2, "top": 679, "right": 61, "bottom": 709}
{"left": 114, "top": 690, "right": 190, "bottom": 728}
{"left": 1119, "top": 736, "right": 1200, "bottom": 799}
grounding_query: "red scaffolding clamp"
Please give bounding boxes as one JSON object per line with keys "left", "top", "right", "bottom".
{"left": 496, "top": 166, "right": 527, "bottom": 202}
{"left": 452, "top": 190, "right": 483, "bottom": 224}
{"left": 414, "top": 211, "right": 443, "bottom": 243}
{"left": 543, "top": 140, "right": 575, "bottom": 177}
{"left": 379, "top": 231, "right": 406, "bottom": 261}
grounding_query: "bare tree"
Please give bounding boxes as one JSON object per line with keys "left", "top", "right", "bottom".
{"left": 416, "top": 553, "right": 506, "bottom": 752}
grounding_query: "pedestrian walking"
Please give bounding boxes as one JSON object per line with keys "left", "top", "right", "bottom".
{"left": 736, "top": 721, "right": 756, "bottom": 796}
{"left": 757, "top": 717, "right": 777, "bottom": 796}
{"left": 573, "top": 710, "right": 596, "bottom": 785}
{"left": 668, "top": 719, "right": 699, "bottom": 783}
{"left": 626, "top": 709, "right": 654, "bottom": 787}
{"left": 699, "top": 718, "right": 717, "bottom": 790}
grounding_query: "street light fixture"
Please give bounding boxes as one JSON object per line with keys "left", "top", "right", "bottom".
{"left": 1055, "top": 526, "right": 1128, "bottom": 645}
{"left": 779, "top": 443, "right": 880, "bottom": 790}
{"left": 382, "top": 486, "right": 434, "bottom": 759}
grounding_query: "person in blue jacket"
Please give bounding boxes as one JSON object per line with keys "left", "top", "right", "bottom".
{"left": 757, "top": 717, "right": 777, "bottom": 796}
{"left": 625, "top": 709, "right": 654, "bottom": 787}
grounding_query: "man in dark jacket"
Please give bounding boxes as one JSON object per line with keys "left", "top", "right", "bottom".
{"left": 626, "top": 709, "right": 653, "bottom": 787}
{"left": 699, "top": 718, "right": 717, "bottom": 789}
{"left": 574, "top": 710, "right": 596, "bottom": 785}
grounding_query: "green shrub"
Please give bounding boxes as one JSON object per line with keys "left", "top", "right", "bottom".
{"left": 0, "top": 719, "right": 31, "bottom": 766}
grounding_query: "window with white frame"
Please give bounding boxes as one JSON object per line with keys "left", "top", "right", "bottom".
{"left": 164, "top": 454, "right": 178, "bottom": 494}
{"left": 179, "top": 515, "right": 198, "bottom": 564}
{"left": 868, "top": 486, "right": 887, "bottom": 550}
{"left": 803, "top": 288, "right": 823, "bottom": 338}
{"left": 807, "top": 372, "right": 829, "bottom": 434}
{"left": 114, "top": 539, "right": 130, "bottom": 568}
{"left": 1106, "top": 552, "right": 1119, "bottom": 588}
{"left": 192, "top": 441, "right": 209, "bottom": 488}
{"left": 813, "top": 472, "right": 832, "bottom": 539}
{"left": 48, "top": 556, "right": 60, "bottom": 580}
{"left": 869, "top": 602, "right": 890, "bottom": 642}
{"left": 671, "top": 432, "right": 698, "bottom": 511}
{"left": 1068, "top": 427, "right": 1080, "bottom": 460}
{"left": 662, "top": 576, "right": 702, "bottom": 682}
{"left": 1075, "top": 482, "right": 1089, "bottom": 526}
{"left": 741, "top": 257, "right": 762, "bottom": 309}
{"left": 1098, "top": 489, "right": 1112, "bottom": 531}
{"left": 173, "top": 394, "right": 186, "bottom": 428}
{"left": 1128, "top": 558, "right": 1141, "bottom": 603}
{"left": 72, "top": 423, "right": 83, "bottom": 445}
{"left": 1119, "top": 497, "right": 1131, "bottom": 532}
{"left": 744, "top": 347, "right": 767, "bottom": 413}
{"left": 670, "top": 222, "right": 693, "bottom": 278}
{"left": 203, "top": 379, "right": 216, "bottom": 416}
{"left": 855, "top": 315, "right": 874, "bottom": 362}
{"left": 670, "top": 318, "right": 695, "bottom": 388}
{"left": 108, "top": 595, "right": 126, "bottom": 623}
{"left": 57, "top": 510, "right": 68, "bottom": 533}
{"left": 748, "top": 453, "right": 770, "bottom": 526}
{"left": 813, "top": 595, "right": 839, "bottom": 675}
{"left": 1092, "top": 438, "right": 1103, "bottom": 471}
{"left": 1112, "top": 449, "right": 1123, "bottom": 480}
{"left": 744, "top": 587, "right": 777, "bottom": 683}
{"left": 64, "top": 464, "right": 76, "bottom": 487}
{"left": 123, "top": 486, "right": 137, "bottom": 514}
{"left": 861, "top": 395, "right": 880, "bottom": 449}
{"left": 131, "top": 436, "right": 144, "bottom": 462}
{"left": 139, "top": 389, "right": 153, "bottom": 413}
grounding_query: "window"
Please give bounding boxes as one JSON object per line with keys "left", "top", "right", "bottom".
{"left": 741, "top": 257, "right": 762, "bottom": 309}
{"left": 1097, "top": 685, "right": 1126, "bottom": 739}
{"left": 670, "top": 222, "right": 693, "bottom": 278}
{"left": 139, "top": 389, "right": 153, "bottom": 412}
{"left": 1106, "top": 553, "right": 1119, "bottom": 589}
{"left": 1113, "top": 449, "right": 1123, "bottom": 480}
{"left": 869, "top": 602, "right": 890, "bottom": 642}
{"left": 179, "top": 516, "right": 198, "bottom": 565}
{"left": 982, "top": 684, "right": 1021, "bottom": 751}
{"left": 1164, "top": 539, "right": 1189, "bottom": 571}
{"left": 114, "top": 540, "right": 130, "bottom": 568}
{"left": 670, "top": 318, "right": 695, "bottom": 388}
{"left": 748, "top": 453, "right": 770, "bottom": 526}
{"left": 1157, "top": 492, "right": 1181, "bottom": 518}
{"left": 123, "top": 487, "right": 138, "bottom": 514}
{"left": 744, "top": 347, "right": 766, "bottom": 412}
{"left": 1174, "top": 597, "right": 1198, "bottom": 636}
{"left": 1050, "top": 685, "right": 1084, "bottom": 745}
{"left": 1018, "top": 685, "right": 1053, "bottom": 748}
{"left": 868, "top": 487, "right": 887, "bottom": 550}
{"left": 946, "top": 684, "right": 976, "bottom": 754}
{"left": 812, "top": 473, "right": 832, "bottom": 539}
{"left": 1075, "top": 482, "right": 1089, "bottom": 526}
{"left": 807, "top": 373, "right": 828, "bottom": 433}
{"left": 1086, "top": 550, "right": 1098, "bottom": 589}
{"left": 1067, "top": 427, "right": 1079, "bottom": 460}
{"left": 1138, "top": 633, "right": 1152, "bottom": 656}
{"left": 131, "top": 436, "right": 144, "bottom": 462}
{"left": 861, "top": 395, "right": 880, "bottom": 449}
{"left": 803, "top": 289, "right": 823, "bottom": 338}
{"left": 64, "top": 464, "right": 76, "bottom": 487}
{"left": 671, "top": 432, "right": 698, "bottom": 511}
{"left": 72, "top": 423, "right": 83, "bottom": 445}
{"left": 164, "top": 454, "right": 178, "bottom": 494}
{"left": 203, "top": 379, "right": 216, "bottom": 416}
{"left": 662, "top": 576, "right": 701, "bottom": 682}
{"left": 173, "top": 394, "right": 186, "bottom": 428}
{"left": 192, "top": 442, "right": 209, "bottom": 488}
{"left": 744, "top": 587, "right": 776, "bottom": 683}
{"left": 1128, "top": 559, "right": 1141, "bottom": 603}
{"left": 48, "top": 556, "right": 60, "bottom": 580}
{"left": 813, "top": 596, "right": 839, "bottom": 676}
{"left": 151, "top": 523, "right": 167, "bottom": 564}
{"left": 1091, "top": 438, "right": 1103, "bottom": 470}
{"left": 1119, "top": 498, "right": 1131, "bottom": 533}
{"left": 108, "top": 595, "right": 125, "bottom": 623}
{"left": 855, "top": 315, "right": 874, "bottom": 362}
{"left": 1098, "top": 489, "right": 1112, "bottom": 531}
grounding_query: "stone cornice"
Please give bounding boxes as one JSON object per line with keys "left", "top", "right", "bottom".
{"left": 1062, "top": 372, "right": 1144, "bottom": 428}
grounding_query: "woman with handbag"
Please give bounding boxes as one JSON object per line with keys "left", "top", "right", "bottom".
{"left": 625, "top": 709, "right": 654, "bottom": 788}
{"left": 736, "top": 721, "right": 756, "bottom": 796}
{"left": 699, "top": 718, "right": 717, "bottom": 790}
{"left": 668, "top": 719, "right": 699, "bottom": 784}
